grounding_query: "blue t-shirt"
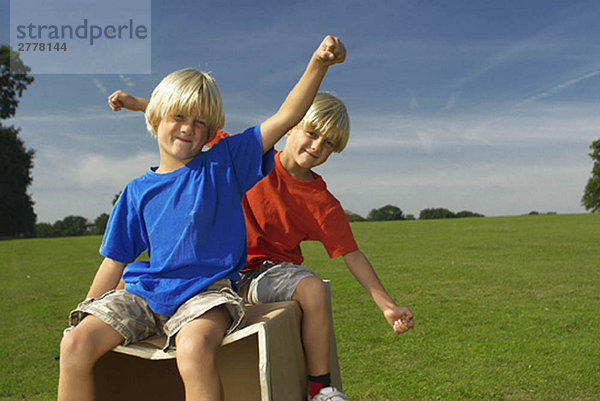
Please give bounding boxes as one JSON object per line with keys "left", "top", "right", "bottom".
{"left": 100, "top": 126, "right": 274, "bottom": 316}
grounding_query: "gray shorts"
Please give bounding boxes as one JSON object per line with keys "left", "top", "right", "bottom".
{"left": 69, "top": 279, "right": 246, "bottom": 351}
{"left": 238, "top": 261, "right": 317, "bottom": 304}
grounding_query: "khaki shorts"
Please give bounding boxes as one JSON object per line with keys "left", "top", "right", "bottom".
{"left": 69, "top": 279, "right": 246, "bottom": 351}
{"left": 238, "top": 261, "right": 316, "bottom": 304}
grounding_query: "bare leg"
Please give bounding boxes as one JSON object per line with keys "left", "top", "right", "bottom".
{"left": 175, "top": 306, "right": 231, "bottom": 401}
{"left": 57, "top": 315, "right": 124, "bottom": 401}
{"left": 292, "top": 276, "right": 330, "bottom": 376}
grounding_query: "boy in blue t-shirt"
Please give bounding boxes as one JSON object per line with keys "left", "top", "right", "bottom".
{"left": 57, "top": 35, "right": 346, "bottom": 401}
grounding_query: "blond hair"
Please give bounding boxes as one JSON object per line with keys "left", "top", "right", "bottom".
{"left": 145, "top": 68, "right": 225, "bottom": 138}
{"left": 297, "top": 92, "right": 350, "bottom": 153}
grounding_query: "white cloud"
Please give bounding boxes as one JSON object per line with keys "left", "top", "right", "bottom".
{"left": 119, "top": 74, "right": 135, "bottom": 87}
{"left": 348, "top": 101, "right": 600, "bottom": 152}
{"left": 75, "top": 152, "right": 156, "bottom": 189}
{"left": 93, "top": 79, "right": 107, "bottom": 94}
{"left": 321, "top": 160, "right": 590, "bottom": 218}
{"left": 518, "top": 69, "right": 600, "bottom": 106}
{"left": 31, "top": 148, "right": 157, "bottom": 222}
{"left": 10, "top": 106, "right": 142, "bottom": 123}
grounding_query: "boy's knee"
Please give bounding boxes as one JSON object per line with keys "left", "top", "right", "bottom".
{"left": 176, "top": 333, "right": 219, "bottom": 375}
{"left": 294, "top": 276, "right": 328, "bottom": 308}
{"left": 60, "top": 330, "right": 81, "bottom": 357}
{"left": 59, "top": 330, "right": 97, "bottom": 369}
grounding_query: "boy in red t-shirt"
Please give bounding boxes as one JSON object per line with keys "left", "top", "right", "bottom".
{"left": 109, "top": 91, "right": 414, "bottom": 401}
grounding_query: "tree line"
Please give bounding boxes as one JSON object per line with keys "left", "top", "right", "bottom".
{"left": 34, "top": 214, "right": 109, "bottom": 238}
{"left": 345, "top": 205, "right": 485, "bottom": 222}
{"left": 34, "top": 192, "right": 121, "bottom": 238}
{"left": 38, "top": 205, "right": 561, "bottom": 239}
{"left": 38, "top": 205, "right": 481, "bottom": 238}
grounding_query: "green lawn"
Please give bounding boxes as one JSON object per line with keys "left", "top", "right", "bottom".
{"left": 1, "top": 214, "right": 599, "bottom": 400}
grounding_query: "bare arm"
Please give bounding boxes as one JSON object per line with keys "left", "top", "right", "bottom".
{"left": 259, "top": 35, "right": 346, "bottom": 153}
{"left": 343, "top": 249, "right": 414, "bottom": 334}
{"left": 85, "top": 257, "right": 127, "bottom": 299}
{"left": 108, "top": 90, "right": 149, "bottom": 112}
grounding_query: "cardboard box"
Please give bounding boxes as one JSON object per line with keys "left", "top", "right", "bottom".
{"left": 92, "top": 283, "right": 342, "bottom": 401}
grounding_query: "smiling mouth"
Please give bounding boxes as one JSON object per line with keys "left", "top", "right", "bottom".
{"left": 176, "top": 137, "right": 192, "bottom": 143}
{"left": 304, "top": 149, "right": 319, "bottom": 158}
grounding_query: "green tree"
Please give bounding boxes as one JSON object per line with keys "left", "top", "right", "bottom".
{"left": 53, "top": 215, "right": 89, "bottom": 237}
{"left": 1, "top": 45, "right": 34, "bottom": 119}
{"left": 455, "top": 210, "right": 484, "bottom": 218}
{"left": 0, "top": 124, "right": 36, "bottom": 237}
{"left": 419, "top": 208, "right": 455, "bottom": 220}
{"left": 0, "top": 45, "right": 35, "bottom": 237}
{"left": 113, "top": 191, "right": 122, "bottom": 206}
{"left": 35, "top": 222, "right": 55, "bottom": 237}
{"left": 582, "top": 139, "right": 600, "bottom": 212}
{"left": 367, "top": 205, "right": 404, "bottom": 221}
{"left": 93, "top": 213, "right": 110, "bottom": 235}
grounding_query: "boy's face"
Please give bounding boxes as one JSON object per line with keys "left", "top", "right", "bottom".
{"left": 156, "top": 113, "right": 210, "bottom": 169}
{"left": 283, "top": 127, "right": 336, "bottom": 170}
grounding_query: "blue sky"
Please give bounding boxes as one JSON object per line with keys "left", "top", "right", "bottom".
{"left": 2, "top": 0, "right": 600, "bottom": 223}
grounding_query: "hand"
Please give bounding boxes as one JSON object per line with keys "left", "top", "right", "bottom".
{"left": 313, "top": 35, "right": 346, "bottom": 67}
{"left": 384, "top": 306, "right": 414, "bottom": 335}
{"left": 108, "top": 90, "right": 142, "bottom": 112}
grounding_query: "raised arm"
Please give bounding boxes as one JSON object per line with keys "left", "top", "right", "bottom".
{"left": 259, "top": 35, "right": 346, "bottom": 153}
{"left": 343, "top": 249, "right": 414, "bottom": 335}
{"left": 108, "top": 90, "right": 149, "bottom": 112}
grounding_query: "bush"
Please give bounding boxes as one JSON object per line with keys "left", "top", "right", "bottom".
{"left": 52, "top": 215, "right": 89, "bottom": 237}
{"left": 93, "top": 213, "right": 110, "bottom": 235}
{"left": 35, "top": 222, "right": 55, "bottom": 237}
{"left": 455, "top": 210, "right": 485, "bottom": 218}
{"left": 419, "top": 208, "right": 455, "bottom": 220}
{"left": 420, "top": 208, "right": 484, "bottom": 220}
{"left": 367, "top": 205, "right": 404, "bottom": 221}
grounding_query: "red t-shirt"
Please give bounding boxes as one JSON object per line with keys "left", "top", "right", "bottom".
{"left": 242, "top": 151, "right": 358, "bottom": 271}
{"left": 207, "top": 130, "right": 231, "bottom": 148}
{"left": 209, "top": 132, "right": 358, "bottom": 271}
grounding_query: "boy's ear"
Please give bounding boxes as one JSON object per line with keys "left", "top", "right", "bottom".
{"left": 151, "top": 122, "right": 160, "bottom": 137}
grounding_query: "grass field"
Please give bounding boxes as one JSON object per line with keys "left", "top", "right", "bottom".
{"left": 1, "top": 214, "right": 599, "bottom": 400}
